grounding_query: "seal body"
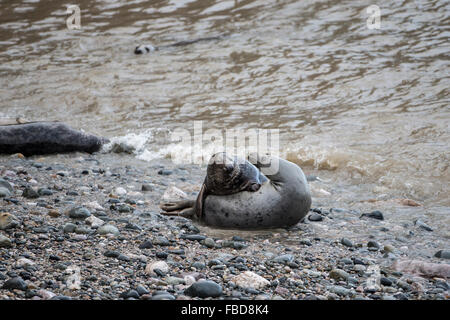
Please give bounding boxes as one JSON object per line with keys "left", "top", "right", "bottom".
{"left": 202, "top": 155, "right": 311, "bottom": 229}
{"left": 0, "top": 121, "right": 107, "bottom": 156}
{"left": 160, "top": 153, "right": 312, "bottom": 229}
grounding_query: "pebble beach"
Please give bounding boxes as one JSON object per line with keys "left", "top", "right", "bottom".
{"left": 0, "top": 152, "right": 448, "bottom": 300}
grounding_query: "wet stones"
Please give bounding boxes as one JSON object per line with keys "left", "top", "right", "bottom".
{"left": 145, "top": 261, "right": 169, "bottom": 275}
{"left": 0, "top": 234, "right": 12, "bottom": 248}
{"left": 141, "top": 184, "right": 153, "bottom": 192}
{"left": 85, "top": 215, "right": 104, "bottom": 228}
{"left": 2, "top": 277, "right": 28, "bottom": 291}
{"left": 63, "top": 223, "right": 76, "bottom": 233}
{"left": 308, "top": 212, "right": 324, "bottom": 222}
{"left": 340, "top": 238, "right": 353, "bottom": 248}
{"left": 434, "top": 250, "right": 450, "bottom": 260}
{"left": 138, "top": 240, "right": 153, "bottom": 249}
{"left": 68, "top": 207, "right": 91, "bottom": 219}
{"left": 0, "top": 178, "right": 13, "bottom": 197}
{"left": 97, "top": 224, "right": 119, "bottom": 236}
{"left": 367, "top": 241, "right": 380, "bottom": 251}
{"left": 273, "top": 254, "right": 295, "bottom": 265}
{"left": 414, "top": 219, "right": 433, "bottom": 232}
{"left": 0, "top": 212, "right": 18, "bottom": 230}
{"left": 231, "top": 271, "right": 270, "bottom": 290}
{"left": 23, "top": 186, "right": 39, "bottom": 199}
{"left": 184, "top": 280, "right": 222, "bottom": 298}
{"left": 180, "top": 234, "right": 207, "bottom": 242}
{"left": 153, "top": 236, "right": 170, "bottom": 246}
{"left": 329, "top": 269, "right": 350, "bottom": 281}
{"left": 361, "top": 210, "right": 384, "bottom": 220}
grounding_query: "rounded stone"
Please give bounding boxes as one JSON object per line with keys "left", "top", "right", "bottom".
{"left": 68, "top": 207, "right": 91, "bottom": 219}
{"left": 0, "top": 234, "right": 12, "bottom": 248}
{"left": 434, "top": 250, "right": 450, "bottom": 259}
{"left": 184, "top": 280, "right": 223, "bottom": 298}
{"left": 329, "top": 269, "right": 350, "bottom": 281}
{"left": 340, "top": 238, "right": 353, "bottom": 247}
{"left": 97, "top": 224, "right": 120, "bottom": 236}
{"left": 2, "top": 277, "right": 27, "bottom": 291}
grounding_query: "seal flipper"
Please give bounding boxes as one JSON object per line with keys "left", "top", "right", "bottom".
{"left": 195, "top": 182, "right": 207, "bottom": 219}
{"left": 160, "top": 200, "right": 195, "bottom": 212}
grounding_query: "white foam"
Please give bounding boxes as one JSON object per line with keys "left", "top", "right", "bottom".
{"left": 102, "top": 130, "right": 153, "bottom": 155}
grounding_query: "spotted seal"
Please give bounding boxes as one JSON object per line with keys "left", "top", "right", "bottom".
{"left": 160, "top": 152, "right": 312, "bottom": 229}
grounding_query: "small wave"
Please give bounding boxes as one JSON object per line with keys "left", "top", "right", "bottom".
{"left": 102, "top": 130, "right": 153, "bottom": 155}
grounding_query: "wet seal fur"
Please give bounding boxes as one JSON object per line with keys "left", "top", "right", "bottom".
{"left": 0, "top": 120, "right": 108, "bottom": 156}
{"left": 160, "top": 152, "right": 312, "bottom": 229}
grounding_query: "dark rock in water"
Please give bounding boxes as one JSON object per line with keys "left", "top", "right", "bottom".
{"left": 361, "top": 210, "right": 384, "bottom": 220}
{"left": 23, "top": 186, "right": 39, "bottom": 199}
{"left": 184, "top": 280, "right": 223, "bottom": 298}
{"left": 2, "top": 277, "right": 27, "bottom": 291}
{"left": 0, "top": 121, "right": 108, "bottom": 156}
{"left": 434, "top": 250, "right": 450, "bottom": 259}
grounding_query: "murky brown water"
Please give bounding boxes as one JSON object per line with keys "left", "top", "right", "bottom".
{"left": 0, "top": 0, "right": 449, "bottom": 227}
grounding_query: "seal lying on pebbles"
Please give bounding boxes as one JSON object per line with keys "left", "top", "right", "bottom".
{"left": 160, "top": 152, "right": 312, "bottom": 229}
{"left": 0, "top": 120, "right": 108, "bottom": 156}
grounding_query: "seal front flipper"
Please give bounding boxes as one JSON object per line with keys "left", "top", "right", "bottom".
{"left": 159, "top": 207, "right": 195, "bottom": 218}
{"left": 160, "top": 200, "right": 195, "bottom": 212}
{"left": 194, "top": 182, "right": 207, "bottom": 219}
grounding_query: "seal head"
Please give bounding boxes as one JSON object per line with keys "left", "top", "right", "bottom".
{"left": 205, "top": 152, "right": 267, "bottom": 195}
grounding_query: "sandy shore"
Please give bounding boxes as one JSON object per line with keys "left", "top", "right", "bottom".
{"left": 0, "top": 152, "right": 448, "bottom": 300}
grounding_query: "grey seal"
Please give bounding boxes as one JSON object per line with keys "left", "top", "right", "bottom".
{"left": 160, "top": 152, "right": 312, "bottom": 229}
{"left": 135, "top": 34, "right": 229, "bottom": 54}
{"left": 0, "top": 120, "right": 108, "bottom": 156}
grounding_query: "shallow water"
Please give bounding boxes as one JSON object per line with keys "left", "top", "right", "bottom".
{"left": 0, "top": 0, "right": 449, "bottom": 228}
